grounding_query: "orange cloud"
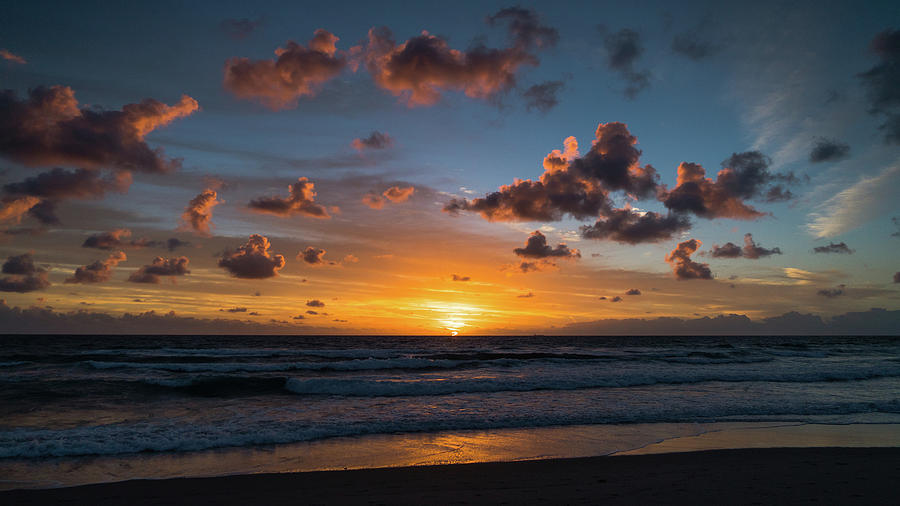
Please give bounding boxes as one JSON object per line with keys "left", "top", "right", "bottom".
{"left": 181, "top": 189, "right": 222, "bottom": 235}
{"left": 0, "top": 49, "right": 26, "bottom": 64}
{"left": 224, "top": 29, "right": 347, "bottom": 110}
{"left": 248, "top": 177, "right": 331, "bottom": 218}
{"left": 66, "top": 251, "right": 127, "bottom": 284}
{"left": 359, "top": 27, "right": 535, "bottom": 106}
{"left": 665, "top": 239, "right": 712, "bottom": 280}
{"left": 0, "top": 86, "right": 197, "bottom": 172}
{"left": 218, "top": 234, "right": 286, "bottom": 279}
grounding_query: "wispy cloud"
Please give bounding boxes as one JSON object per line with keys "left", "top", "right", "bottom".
{"left": 806, "top": 163, "right": 900, "bottom": 237}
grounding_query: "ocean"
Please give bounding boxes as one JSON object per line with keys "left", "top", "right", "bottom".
{"left": 2, "top": 335, "right": 900, "bottom": 487}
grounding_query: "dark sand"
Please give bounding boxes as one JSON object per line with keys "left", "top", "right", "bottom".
{"left": 4, "top": 447, "right": 898, "bottom": 505}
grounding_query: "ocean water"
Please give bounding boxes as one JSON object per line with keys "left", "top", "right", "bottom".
{"left": 2, "top": 335, "right": 900, "bottom": 462}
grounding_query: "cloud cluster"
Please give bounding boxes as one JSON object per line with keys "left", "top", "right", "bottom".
{"left": 181, "top": 189, "right": 222, "bottom": 235}
{"left": 581, "top": 208, "right": 690, "bottom": 244}
{"left": 351, "top": 131, "right": 393, "bottom": 151}
{"left": 513, "top": 230, "right": 580, "bottom": 259}
{"left": 1, "top": 168, "right": 131, "bottom": 225}
{"left": 0, "top": 252, "right": 50, "bottom": 292}
{"left": 602, "top": 28, "right": 651, "bottom": 98}
{"left": 360, "top": 26, "right": 536, "bottom": 107}
{"left": 858, "top": 29, "right": 900, "bottom": 143}
{"left": 248, "top": 177, "right": 331, "bottom": 218}
{"left": 710, "top": 233, "right": 782, "bottom": 259}
{"left": 445, "top": 122, "right": 660, "bottom": 225}
{"left": 665, "top": 239, "right": 712, "bottom": 280}
{"left": 306, "top": 299, "right": 325, "bottom": 307}
{"left": 224, "top": 30, "right": 347, "bottom": 110}
{"left": 625, "top": 288, "right": 641, "bottom": 295}
{"left": 218, "top": 234, "right": 286, "bottom": 279}
{"left": 813, "top": 242, "right": 854, "bottom": 254}
{"left": 0, "top": 86, "right": 197, "bottom": 172}
{"left": 661, "top": 152, "right": 794, "bottom": 220}
{"left": 66, "top": 251, "right": 126, "bottom": 284}
{"left": 362, "top": 185, "right": 414, "bottom": 209}
{"left": 451, "top": 274, "right": 470, "bottom": 282}
{"left": 128, "top": 256, "right": 190, "bottom": 283}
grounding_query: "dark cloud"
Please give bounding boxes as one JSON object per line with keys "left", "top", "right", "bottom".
{"left": 220, "top": 307, "right": 248, "bottom": 313}
{"left": 66, "top": 251, "right": 126, "bottom": 284}
{"left": 858, "top": 29, "right": 900, "bottom": 143}
{"left": 82, "top": 229, "right": 132, "bottom": 250}
{"left": 517, "top": 291, "right": 534, "bottom": 298}
{"left": 445, "top": 122, "right": 659, "bottom": 222}
{"left": 610, "top": 295, "right": 623, "bottom": 302}
{"left": 248, "top": 177, "right": 331, "bottom": 218}
{"left": 360, "top": 26, "right": 536, "bottom": 106}
{"left": 580, "top": 208, "right": 691, "bottom": 244}
{"left": 809, "top": 138, "right": 850, "bottom": 163}
{"left": 1, "top": 167, "right": 131, "bottom": 224}
{"left": 665, "top": 238, "right": 712, "bottom": 280}
{"left": 299, "top": 246, "right": 334, "bottom": 266}
{"left": 817, "top": 285, "right": 846, "bottom": 298}
{"left": 894, "top": 272, "right": 899, "bottom": 283}
{"left": 0, "top": 252, "right": 50, "bottom": 292}
{"left": 662, "top": 152, "right": 795, "bottom": 219}
{"left": 513, "top": 230, "right": 580, "bottom": 259}
{"left": 351, "top": 131, "right": 393, "bottom": 151}
{"left": 128, "top": 256, "right": 190, "bottom": 284}
{"left": 218, "top": 234, "right": 286, "bottom": 279}
{"left": 224, "top": 30, "right": 347, "bottom": 110}
{"left": 181, "top": 189, "right": 221, "bottom": 236}
{"left": 671, "top": 30, "right": 720, "bottom": 61}
{"left": 306, "top": 299, "right": 325, "bottom": 307}
{"left": 487, "top": 7, "right": 559, "bottom": 50}
{"left": 813, "top": 242, "right": 854, "bottom": 254}
{"left": 522, "top": 80, "right": 565, "bottom": 113}
{"left": 712, "top": 233, "right": 781, "bottom": 259}
{"left": 892, "top": 217, "right": 900, "bottom": 238}
{"left": 451, "top": 274, "right": 471, "bottom": 282}
{"left": 166, "top": 238, "right": 190, "bottom": 252}
{"left": 0, "top": 86, "right": 197, "bottom": 172}
{"left": 306, "top": 310, "right": 318, "bottom": 315}
{"left": 601, "top": 28, "right": 651, "bottom": 98}
{"left": 293, "top": 314, "right": 305, "bottom": 320}
{"left": 220, "top": 18, "right": 263, "bottom": 40}
{"left": 625, "top": 288, "right": 641, "bottom": 295}
{"left": 710, "top": 241, "right": 742, "bottom": 258}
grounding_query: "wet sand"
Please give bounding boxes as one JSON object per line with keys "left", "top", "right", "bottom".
{"left": 4, "top": 447, "right": 899, "bottom": 505}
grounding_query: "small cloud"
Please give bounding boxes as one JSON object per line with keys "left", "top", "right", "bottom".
{"left": 610, "top": 296, "right": 623, "bottom": 302}
{"left": 517, "top": 291, "right": 534, "bottom": 298}
{"left": 813, "top": 242, "right": 854, "bottom": 254}
{"left": 220, "top": 307, "right": 248, "bottom": 313}
{"left": 809, "top": 138, "right": 850, "bottom": 163}
{"left": 220, "top": 17, "right": 263, "bottom": 40}
{"left": 351, "top": 131, "right": 393, "bottom": 151}
{"left": 817, "top": 284, "right": 846, "bottom": 298}
{"left": 0, "top": 49, "right": 26, "bottom": 64}
{"left": 306, "top": 299, "right": 325, "bottom": 307}
{"left": 451, "top": 274, "right": 471, "bottom": 282}
{"left": 625, "top": 288, "right": 641, "bottom": 295}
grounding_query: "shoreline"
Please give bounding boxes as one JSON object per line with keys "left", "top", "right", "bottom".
{"left": 2, "top": 421, "right": 899, "bottom": 492}
{"left": 3, "top": 447, "right": 899, "bottom": 505}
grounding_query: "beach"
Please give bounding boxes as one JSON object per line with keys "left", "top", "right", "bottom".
{"left": 4, "top": 447, "right": 899, "bottom": 505}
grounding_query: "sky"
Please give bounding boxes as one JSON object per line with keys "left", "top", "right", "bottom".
{"left": 0, "top": 0, "right": 898, "bottom": 335}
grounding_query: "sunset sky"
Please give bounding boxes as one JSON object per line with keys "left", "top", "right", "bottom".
{"left": 1, "top": 0, "right": 898, "bottom": 335}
